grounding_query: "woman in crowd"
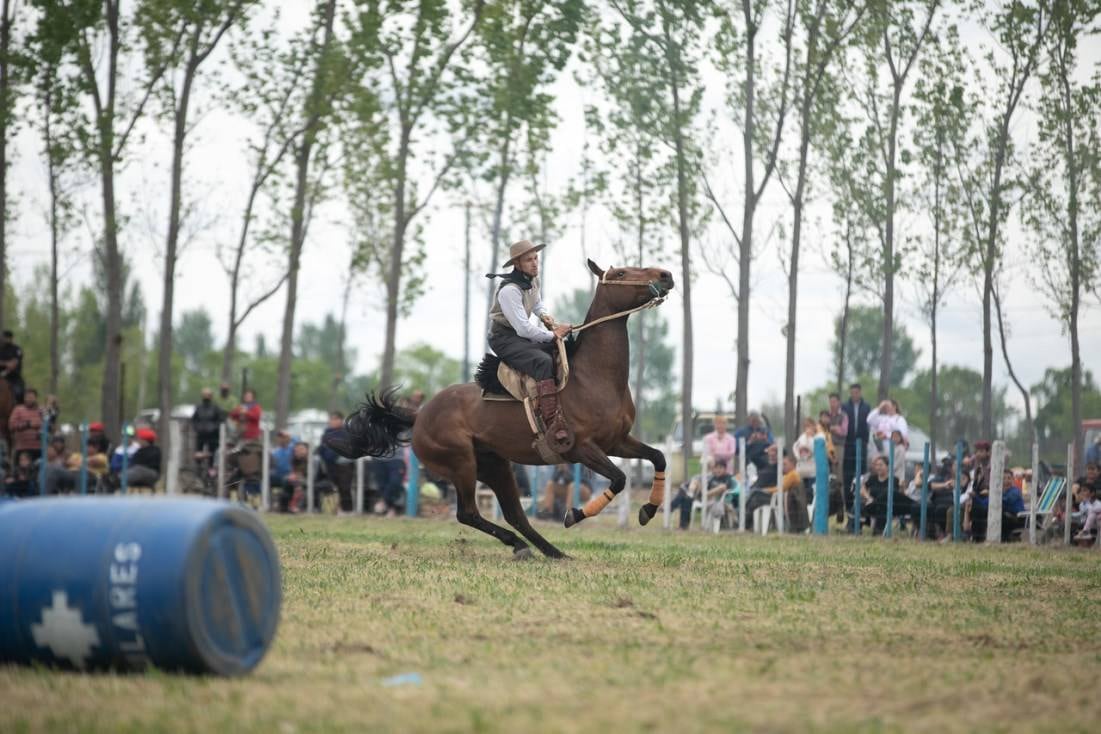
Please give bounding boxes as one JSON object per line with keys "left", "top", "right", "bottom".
{"left": 866, "top": 399, "right": 909, "bottom": 458}
{"left": 859, "top": 456, "right": 918, "bottom": 533}
{"left": 792, "top": 417, "right": 819, "bottom": 494}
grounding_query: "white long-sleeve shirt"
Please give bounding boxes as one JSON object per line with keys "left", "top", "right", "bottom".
{"left": 867, "top": 409, "right": 909, "bottom": 444}
{"left": 497, "top": 284, "right": 553, "bottom": 342}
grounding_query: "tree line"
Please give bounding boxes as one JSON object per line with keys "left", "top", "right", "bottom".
{"left": 0, "top": 1, "right": 1097, "bottom": 473}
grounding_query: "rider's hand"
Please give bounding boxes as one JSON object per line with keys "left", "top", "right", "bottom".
{"left": 553, "top": 324, "right": 571, "bottom": 339}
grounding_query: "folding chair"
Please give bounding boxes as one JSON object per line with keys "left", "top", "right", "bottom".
{"left": 1019, "top": 476, "right": 1065, "bottom": 541}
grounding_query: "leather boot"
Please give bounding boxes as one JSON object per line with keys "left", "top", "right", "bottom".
{"left": 536, "top": 379, "right": 573, "bottom": 452}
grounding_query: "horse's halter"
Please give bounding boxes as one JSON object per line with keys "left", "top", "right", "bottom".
{"left": 599, "top": 267, "right": 671, "bottom": 299}
{"left": 569, "top": 266, "right": 669, "bottom": 334}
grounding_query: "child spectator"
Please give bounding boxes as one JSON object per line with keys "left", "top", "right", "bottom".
{"left": 3, "top": 451, "right": 35, "bottom": 497}
{"left": 792, "top": 417, "right": 819, "bottom": 492}
{"left": 1072, "top": 484, "right": 1101, "bottom": 541}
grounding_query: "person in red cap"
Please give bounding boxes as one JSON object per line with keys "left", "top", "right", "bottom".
{"left": 124, "top": 427, "right": 161, "bottom": 489}
{"left": 485, "top": 240, "right": 572, "bottom": 451}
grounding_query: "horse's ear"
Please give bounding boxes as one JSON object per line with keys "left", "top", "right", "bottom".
{"left": 586, "top": 259, "right": 604, "bottom": 278}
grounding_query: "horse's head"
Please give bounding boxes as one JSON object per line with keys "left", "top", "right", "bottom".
{"left": 587, "top": 260, "right": 675, "bottom": 310}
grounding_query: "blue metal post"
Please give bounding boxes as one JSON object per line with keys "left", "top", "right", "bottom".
{"left": 953, "top": 441, "right": 963, "bottom": 542}
{"left": 813, "top": 436, "right": 829, "bottom": 535}
{"left": 919, "top": 442, "right": 930, "bottom": 541}
{"left": 120, "top": 422, "right": 131, "bottom": 495}
{"left": 573, "top": 463, "right": 581, "bottom": 508}
{"left": 406, "top": 451, "right": 420, "bottom": 517}
{"left": 885, "top": 442, "right": 895, "bottom": 538}
{"left": 38, "top": 416, "right": 51, "bottom": 496}
{"left": 78, "top": 423, "right": 89, "bottom": 495}
{"left": 852, "top": 442, "right": 863, "bottom": 535}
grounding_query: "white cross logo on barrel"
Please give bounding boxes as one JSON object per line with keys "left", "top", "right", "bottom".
{"left": 31, "top": 590, "right": 101, "bottom": 669}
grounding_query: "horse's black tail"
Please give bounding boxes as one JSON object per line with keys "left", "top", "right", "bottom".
{"left": 474, "top": 354, "right": 506, "bottom": 394}
{"left": 340, "top": 386, "right": 416, "bottom": 458}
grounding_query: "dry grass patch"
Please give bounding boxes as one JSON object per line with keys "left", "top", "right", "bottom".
{"left": 1, "top": 514, "right": 1099, "bottom": 733}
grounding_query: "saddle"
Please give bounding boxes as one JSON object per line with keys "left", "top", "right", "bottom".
{"left": 475, "top": 338, "right": 573, "bottom": 462}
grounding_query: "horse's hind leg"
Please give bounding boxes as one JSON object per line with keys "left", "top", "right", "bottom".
{"left": 477, "top": 453, "right": 566, "bottom": 559}
{"left": 442, "top": 451, "right": 532, "bottom": 559}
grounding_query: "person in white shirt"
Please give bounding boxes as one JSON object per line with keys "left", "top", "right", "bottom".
{"left": 487, "top": 240, "right": 572, "bottom": 450}
{"left": 867, "top": 399, "right": 909, "bottom": 458}
{"left": 792, "top": 417, "right": 819, "bottom": 490}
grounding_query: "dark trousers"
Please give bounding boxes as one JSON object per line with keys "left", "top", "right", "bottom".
{"left": 372, "top": 457, "right": 405, "bottom": 509}
{"left": 488, "top": 327, "right": 555, "bottom": 380}
{"left": 670, "top": 487, "right": 693, "bottom": 529}
{"left": 327, "top": 461, "right": 355, "bottom": 512}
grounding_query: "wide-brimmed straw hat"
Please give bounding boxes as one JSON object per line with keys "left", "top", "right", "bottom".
{"left": 504, "top": 239, "right": 545, "bottom": 267}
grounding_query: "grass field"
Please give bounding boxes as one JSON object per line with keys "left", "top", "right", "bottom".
{"left": 2, "top": 511, "right": 1100, "bottom": 733}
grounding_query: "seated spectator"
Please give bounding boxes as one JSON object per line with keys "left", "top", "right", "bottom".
{"left": 792, "top": 417, "right": 819, "bottom": 492}
{"left": 125, "top": 428, "right": 161, "bottom": 488}
{"left": 9, "top": 387, "right": 44, "bottom": 463}
{"left": 229, "top": 389, "right": 262, "bottom": 443}
{"left": 540, "top": 463, "right": 591, "bottom": 519}
{"left": 745, "top": 451, "right": 805, "bottom": 532}
{"left": 42, "top": 436, "right": 75, "bottom": 495}
{"left": 511, "top": 463, "right": 531, "bottom": 498}
{"left": 927, "top": 457, "right": 959, "bottom": 539}
{"left": 704, "top": 415, "right": 737, "bottom": 468}
{"left": 1072, "top": 483, "right": 1101, "bottom": 541}
{"left": 371, "top": 450, "right": 405, "bottom": 517}
{"left": 1072, "top": 462, "right": 1101, "bottom": 499}
{"left": 3, "top": 450, "right": 35, "bottom": 497}
{"left": 270, "top": 430, "right": 296, "bottom": 486}
{"left": 735, "top": 411, "right": 774, "bottom": 469}
{"left": 859, "top": 456, "right": 918, "bottom": 533}
{"left": 1001, "top": 469, "right": 1027, "bottom": 541}
{"left": 668, "top": 459, "right": 736, "bottom": 530}
{"left": 704, "top": 459, "right": 738, "bottom": 526}
{"left": 319, "top": 412, "right": 355, "bottom": 512}
{"left": 279, "top": 441, "right": 311, "bottom": 513}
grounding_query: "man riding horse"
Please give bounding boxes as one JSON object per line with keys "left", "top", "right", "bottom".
{"left": 486, "top": 240, "right": 572, "bottom": 452}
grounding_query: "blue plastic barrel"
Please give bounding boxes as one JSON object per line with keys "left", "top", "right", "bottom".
{"left": 0, "top": 497, "right": 281, "bottom": 676}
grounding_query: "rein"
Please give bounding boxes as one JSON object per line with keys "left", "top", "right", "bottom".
{"left": 567, "top": 266, "right": 669, "bottom": 334}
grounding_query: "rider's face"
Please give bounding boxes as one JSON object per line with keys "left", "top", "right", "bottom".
{"left": 517, "top": 251, "right": 539, "bottom": 278}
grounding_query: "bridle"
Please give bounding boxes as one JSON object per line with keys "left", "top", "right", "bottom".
{"left": 568, "top": 267, "right": 670, "bottom": 335}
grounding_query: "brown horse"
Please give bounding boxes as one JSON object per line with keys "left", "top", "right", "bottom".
{"left": 336, "top": 261, "right": 674, "bottom": 558}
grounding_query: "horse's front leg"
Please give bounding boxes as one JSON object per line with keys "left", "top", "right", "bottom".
{"left": 562, "top": 439, "right": 628, "bottom": 528}
{"left": 608, "top": 434, "right": 667, "bottom": 527}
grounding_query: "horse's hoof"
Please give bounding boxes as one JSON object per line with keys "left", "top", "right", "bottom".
{"left": 512, "top": 546, "right": 533, "bottom": 561}
{"left": 563, "top": 507, "right": 585, "bottom": 529}
{"left": 638, "top": 503, "right": 658, "bottom": 526}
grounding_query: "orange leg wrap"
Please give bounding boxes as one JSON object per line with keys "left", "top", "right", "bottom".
{"left": 648, "top": 472, "right": 666, "bottom": 506}
{"left": 582, "top": 489, "right": 616, "bottom": 518}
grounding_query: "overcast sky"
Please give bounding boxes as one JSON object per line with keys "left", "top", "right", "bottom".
{"left": 9, "top": 3, "right": 1100, "bottom": 422}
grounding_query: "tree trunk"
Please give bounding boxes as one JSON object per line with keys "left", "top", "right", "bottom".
{"left": 0, "top": 0, "right": 11, "bottom": 333}
{"left": 993, "top": 284, "right": 1031, "bottom": 444}
{"left": 330, "top": 267, "right": 352, "bottom": 412}
{"left": 276, "top": 0, "right": 337, "bottom": 427}
{"left": 735, "top": 1, "right": 756, "bottom": 427}
{"left": 482, "top": 136, "right": 513, "bottom": 354}
{"left": 784, "top": 90, "right": 813, "bottom": 440}
{"left": 159, "top": 48, "right": 200, "bottom": 466}
{"left": 836, "top": 221, "right": 853, "bottom": 395}
{"left": 981, "top": 116, "right": 1011, "bottom": 439}
{"left": 1063, "top": 71, "right": 1082, "bottom": 475}
{"left": 379, "top": 125, "right": 411, "bottom": 390}
{"left": 45, "top": 75, "right": 61, "bottom": 398}
{"left": 463, "top": 201, "right": 471, "bottom": 383}
{"left": 877, "top": 84, "right": 901, "bottom": 400}
{"left": 669, "top": 49, "right": 693, "bottom": 484}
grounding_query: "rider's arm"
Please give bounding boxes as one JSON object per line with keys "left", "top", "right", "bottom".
{"left": 498, "top": 286, "right": 554, "bottom": 342}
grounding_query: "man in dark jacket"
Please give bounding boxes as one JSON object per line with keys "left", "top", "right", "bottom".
{"left": 0, "top": 329, "right": 25, "bottom": 404}
{"left": 841, "top": 383, "right": 871, "bottom": 514}
{"left": 126, "top": 428, "right": 162, "bottom": 488}
{"left": 191, "top": 388, "right": 225, "bottom": 460}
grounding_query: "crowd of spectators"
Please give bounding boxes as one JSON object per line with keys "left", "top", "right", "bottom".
{"left": 674, "top": 383, "right": 1101, "bottom": 544}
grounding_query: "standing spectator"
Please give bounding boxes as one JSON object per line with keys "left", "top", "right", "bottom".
{"left": 0, "top": 329, "right": 25, "bottom": 403}
{"left": 867, "top": 399, "right": 909, "bottom": 458}
{"left": 229, "top": 388, "right": 262, "bottom": 442}
{"left": 841, "top": 383, "right": 871, "bottom": 514}
{"left": 817, "top": 410, "right": 838, "bottom": 472}
{"left": 704, "top": 415, "right": 737, "bottom": 468}
{"left": 826, "top": 393, "right": 849, "bottom": 450}
{"left": 792, "top": 417, "right": 819, "bottom": 492}
{"left": 126, "top": 428, "right": 162, "bottom": 488}
{"left": 1086, "top": 435, "right": 1100, "bottom": 468}
{"left": 9, "top": 387, "right": 44, "bottom": 463}
{"left": 191, "top": 388, "right": 225, "bottom": 465}
{"left": 319, "top": 412, "right": 355, "bottom": 512}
